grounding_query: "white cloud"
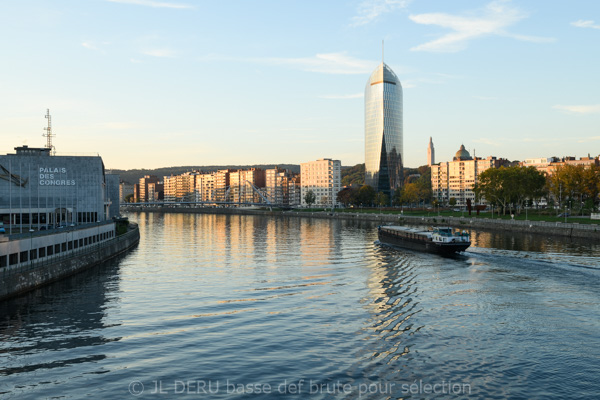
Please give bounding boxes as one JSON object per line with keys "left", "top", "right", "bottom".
{"left": 319, "top": 93, "right": 364, "bottom": 99}
{"left": 106, "top": 0, "right": 193, "bottom": 9}
{"left": 272, "top": 52, "right": 375, "bottom": 74}
{"left": 81, "top": 41, "right": 98, "bottom": 50}
{"left": 142, "top": 48, "right": 176, "bottom": 58}
{"left": 351, "top": 0, "right": 411, "bottom": 27}
{"left": 198, "top": 52, "right": 377, "bottom": 75}
{"left": 473, "top": 138, "right": 500, "bottom": 146}
{"left": 409, "top": 0, "right": 554, "bottom": 52}
{"left": 571, "top": 20, "right": 600, "bottom": 29}
{"left": 576, "top": 136, "right": 600, "bottom": 143}
{"left": 553, "top": 104, "right": 600, "bottom": 114}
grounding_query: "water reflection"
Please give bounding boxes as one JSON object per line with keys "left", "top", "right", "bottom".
{"left": 1, "top": 213, "right": 598, "bottom": 399}
{"left": 0, "top": 256, "right": 125, "bottom": 396}
{"left": 471, "top": 229, "right": 600, "bottom": 255}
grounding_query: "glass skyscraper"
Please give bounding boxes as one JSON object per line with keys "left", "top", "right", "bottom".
{"left": 364, "top": 62, "right": 403, "bottom": 196}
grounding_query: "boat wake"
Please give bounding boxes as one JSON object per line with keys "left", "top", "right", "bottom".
{"left": 465, "top": 246, "right": 600, "bottom": 275}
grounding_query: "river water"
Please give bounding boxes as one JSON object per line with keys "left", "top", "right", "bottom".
{"left": 1, "top": 212, "right": 599, "bottom": 399}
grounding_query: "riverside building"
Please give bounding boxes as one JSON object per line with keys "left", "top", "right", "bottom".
{"left": 522, "top": 156, "right": 599, "bottom": 175}
{"left": 300, "top": 158, "right": 341, "bottom": 207}
{"left": 0, "top": 143, "right": 138, "bottom": 302}
{"left": 136, "top": 175, "right": 161, "bottom": 203}
{"left": 431, "top": 145, "right": 509, "bottom": 206}
{"left": 0, "top": 146, "right": 119, "bottom": 232}
{"left": 364, "top": 62, "right": 403, "bottom": 196}
{"left": 164, "top": 172, "right": 197, "bottom": 202}
{"left": 0, "top": 144, "right": 131, "bottom": 277}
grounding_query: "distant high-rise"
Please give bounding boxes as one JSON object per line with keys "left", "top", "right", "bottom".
{"left": 427, "top": 137, "right": 435, "bottom": 166}
{"left": 364, "top": 62, "right": 403, "bottom": 195}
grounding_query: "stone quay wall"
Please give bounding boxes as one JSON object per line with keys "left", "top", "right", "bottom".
{"left": 0, "top": 225, "right": 140, "bottom": 301}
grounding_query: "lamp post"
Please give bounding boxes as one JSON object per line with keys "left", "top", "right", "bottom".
{"left": 29, "top": 229, "right": 34, "bottom": 266}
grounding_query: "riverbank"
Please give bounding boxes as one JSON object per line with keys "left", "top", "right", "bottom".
{"left": 121, "top": 206, "right": 600, "bottom": 240}
{"left": 0, "top": 224, "right": 140, "bottom": 301}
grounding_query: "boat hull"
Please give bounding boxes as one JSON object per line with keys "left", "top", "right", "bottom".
{"left": 378, "top": 227, "right": 470, "bottom": 255}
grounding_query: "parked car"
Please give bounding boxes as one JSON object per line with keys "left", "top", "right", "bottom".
{"left": 558, "top": 212, "right": 570, "bottom": 217}
{"left": 0, "top": 222, "right": 5, "bottom": 234}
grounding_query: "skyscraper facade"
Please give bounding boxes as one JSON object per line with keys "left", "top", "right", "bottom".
{"left": 365, "top": 62, "right": 403, "bottom": 196}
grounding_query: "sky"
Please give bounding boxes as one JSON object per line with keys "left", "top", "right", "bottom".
{"left": 1, "top": 0, "right": 599, "bottom": 170}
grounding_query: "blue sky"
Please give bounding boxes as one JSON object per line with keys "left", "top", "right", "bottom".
{"left": 1, "top": 0, "right": 599, "bottom": 169}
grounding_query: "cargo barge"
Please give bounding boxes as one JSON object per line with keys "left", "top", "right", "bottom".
{"left": 378, "top": 225, "right": 471, "bottom": 255}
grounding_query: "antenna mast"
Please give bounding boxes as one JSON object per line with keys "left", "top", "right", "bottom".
{"left": 43, "top": 109, "right": 55, "bottom": 155}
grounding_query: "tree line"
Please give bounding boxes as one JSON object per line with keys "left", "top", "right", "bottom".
{"left": 332, "top": 163, "right": 600, "bottom": 213}
{"left": 473, "top": 164, "right": 600, "bottom": 214}
{"left": 335, "top": 166, "right": 433, "bottom": 208}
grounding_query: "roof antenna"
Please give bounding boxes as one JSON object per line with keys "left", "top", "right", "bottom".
{"left": 43, "top": 109, "right": 56, "bottom": 155}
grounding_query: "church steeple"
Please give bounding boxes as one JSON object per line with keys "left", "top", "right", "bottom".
{"left": 427, "top": 137, "right": 435, "bottom": 166}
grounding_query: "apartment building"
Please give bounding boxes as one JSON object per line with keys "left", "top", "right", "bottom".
{"left": 300, "top": 158, "right": 341, "bottom": 207}
{"left": 431, "top": 145, "right": 509, "bottom": 206}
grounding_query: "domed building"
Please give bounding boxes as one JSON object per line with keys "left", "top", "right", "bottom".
{"left": 430, "top": 144, "right": 510, "bottom": 207}
{"left": 453, "top": 144, "right": 472, "bottom": 161}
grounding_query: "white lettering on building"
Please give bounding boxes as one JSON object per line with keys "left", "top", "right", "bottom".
{"left": 38, "top": 167, "right": 76, "bottom": 186}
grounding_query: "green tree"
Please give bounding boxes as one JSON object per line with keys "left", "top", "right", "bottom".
{"left": 448, "top": 197, "right": 457, "bottom": 206}
{"left": 476, "top": 166, "right": 546, "bottom": 214}
{"left": 356, "top": 185, "right": 376, "bottom": 206}
{"left": 125, "top": 194, "right": 134, "bottom": 203}
{"left": 304, "top": 190, "right": 316, "bottom": 207}
{"left": 375, "top": 192, "right": 389, "bottom": 209}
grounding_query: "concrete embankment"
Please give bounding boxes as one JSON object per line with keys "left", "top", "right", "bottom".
{"left": 122, "top": 206, "right": 600, "bottom": 240}
{"left": 0, "top": 225, "right": 140, "bottom": 302}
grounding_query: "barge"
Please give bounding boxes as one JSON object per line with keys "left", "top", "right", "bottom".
{"left": 378, "top": 225, "right": 471, "bottom": 255}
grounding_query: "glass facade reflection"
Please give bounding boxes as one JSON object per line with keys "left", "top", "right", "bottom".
{"left": 364, "top": 63, "right": 403, "bottom": 195}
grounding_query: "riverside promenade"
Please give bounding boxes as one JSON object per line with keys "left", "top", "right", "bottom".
{"left": 122, "top": 206, "right": 600, "bottom": 240}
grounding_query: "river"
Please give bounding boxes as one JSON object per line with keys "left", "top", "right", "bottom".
{"left": 1, "top": 212, "right": 599, "bottom": 399}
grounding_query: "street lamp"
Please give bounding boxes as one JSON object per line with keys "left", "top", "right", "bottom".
{"left": 29, "top": 229, "right": 34, "bottom": 266}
